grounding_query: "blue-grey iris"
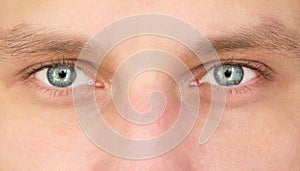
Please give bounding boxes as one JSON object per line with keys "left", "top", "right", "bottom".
{"left": 47, "top": 65, "right": 76, "bottom": 87}
{"left": 213, "top": 64, "right": 244, "bottom": 86}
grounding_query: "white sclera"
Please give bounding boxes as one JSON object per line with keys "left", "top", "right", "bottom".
{"left": 198, "top": 66, "right": 257, "bottom": 86}
{"left": 35, "top": 67, "right": 92, "bottom": 87}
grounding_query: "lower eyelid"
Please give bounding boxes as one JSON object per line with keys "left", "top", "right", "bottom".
{"left": 27, "top": 76, "right": 73, "bottom": 98}
{"left": 197, "top": 76, "right": 270, "bottom": 106}
{"left": 20, "top": 70, "right": 107, "bottom": 103}
{"left": 22, "top": 81, "right": 111, "bottom": 111}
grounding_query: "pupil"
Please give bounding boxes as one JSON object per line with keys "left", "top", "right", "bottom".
{"left": 47, "top": 65, "right": 76, "bottom": 88}
{"left": 58, "top": 70, "right": 67, "bottom": 79}
{"left": 224, "top": 69, "right": 232, "bottom": 78}
{"left": 213, "top": 64, "right": 243, "bottom": 86}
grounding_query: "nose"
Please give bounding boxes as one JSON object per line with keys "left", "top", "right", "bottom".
{"left": 108, "top": 70, "right": 181, "bottom": 139}
{"left": 94, "top": 70, "right": 197, "bottom": 170}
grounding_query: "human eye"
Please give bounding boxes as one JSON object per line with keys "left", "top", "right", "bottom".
{"left": 190, "top": 63, "right": 256, "bottom": 87}
{"left": 188, "top": 59, "right": 275, "bottom": 101}
{"left": 20, "top": 59, "right": 106, "bottom": 100}
{"left": 35, "top": 64, "right": 91, "bottom": 88}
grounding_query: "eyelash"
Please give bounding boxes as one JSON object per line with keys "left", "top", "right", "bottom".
{"left": 192, "top": 59, "right": 275, "bottom": 95}
{"left": 21, "top": 58, "right": 274, "bottom": 99}
{"left": 22, "top": 58, "right": 78, "bottom": 79}
{"left": 21, "top": 59, "right": 86, "bottom": 98}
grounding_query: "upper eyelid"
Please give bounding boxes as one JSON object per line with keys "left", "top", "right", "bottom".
{"left": 19, "top": 58, "right": 97, "bottom": 79}
{"left": 193, "top": 59, "right": 274, "bottom": 73}
{"left": 20, "top": 58, "right": 115, "bottom": 87}
{"left": 18, "top": 58, "right": 76, "bottom": 76}
{"left": 188, "top": 59, "right": 275, "bottom": 81}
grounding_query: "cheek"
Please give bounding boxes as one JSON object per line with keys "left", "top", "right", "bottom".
{"left": 186, "top": 98, "right": 300, "bottom": 170}
{"left": 0, "top": 91, "right": 107, "bottom": 169}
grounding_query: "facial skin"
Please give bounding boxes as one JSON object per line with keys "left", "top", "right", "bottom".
{"left": 0, "top": 0, "right": 300, "bottom": 170}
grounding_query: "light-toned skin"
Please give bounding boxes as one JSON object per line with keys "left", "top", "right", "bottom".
{"left": 0, "top": 0, "right": 299, "bottom": 170}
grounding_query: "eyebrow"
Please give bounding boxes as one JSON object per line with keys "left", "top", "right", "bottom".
{"left": 0, "top": 24, "right": 88, "bottom": 60}
{"left": 0, "top": 19, "right": 299, "bottom": 61}
{"left": 209, "top": 19, "right": 300, "bottom": 54}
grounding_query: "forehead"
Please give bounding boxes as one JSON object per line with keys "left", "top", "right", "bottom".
{"left": 0, "top": 0, "right": 299, "bottom": 37}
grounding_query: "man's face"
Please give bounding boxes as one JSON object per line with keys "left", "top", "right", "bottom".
{"left": 0, "top": 0, "right": 299, "bottom": 170}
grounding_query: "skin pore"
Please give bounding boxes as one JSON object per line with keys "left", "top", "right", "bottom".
{"left": 0, "top": 0, "right": 299, "bottom": 170}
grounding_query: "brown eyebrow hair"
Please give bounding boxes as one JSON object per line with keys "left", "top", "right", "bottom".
{"left": 0, "top": 24, "right": 88, "bottom": 59}
{"left": 0, "top": 19, "right": 299, "bottom": 62}
{"left": 209, "top": 19, "right": 300, "bottom": 53}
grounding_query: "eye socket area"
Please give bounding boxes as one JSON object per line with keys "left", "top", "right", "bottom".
{"left": 34, "top": 65, "right": 94, "bottom": 88}
{"left": 189, "top": 64, "right": 257, "bottom": 87}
